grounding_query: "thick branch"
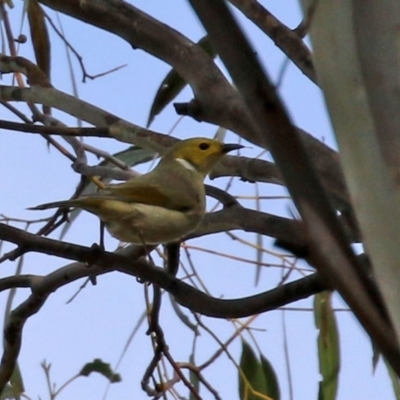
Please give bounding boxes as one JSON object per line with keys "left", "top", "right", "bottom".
{"left": 0, "top": 223, "right": 325, "bottom": 319}
{"left": 229, "top": 0, "right": 317, "bottom": 83}
{"left": 0, "top": 119, "right": 109, "bottom": 137}
{"left": 189, "top": 0, "right": 400, "bottom": 376}
{"left": 0, "top": 222, "right": 330, "bottom": 391}
{"left": 36, "top": 0, "right": 351, "bottom": 210}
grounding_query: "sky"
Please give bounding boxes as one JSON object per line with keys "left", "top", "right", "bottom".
{"left": 0, "top": 1, "right": 396, "bottom": 399}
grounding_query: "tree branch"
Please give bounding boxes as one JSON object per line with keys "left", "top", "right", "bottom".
{"left": 189, "top": 0, "right": 400, "bottom": 376}
{"left": 229, "top": 0, "right": 317, "bottom": 83}
{"left": 0, "top": 221, "right": 332, "bottom": 391}
{"left": 36, "top": 0, "right": 351, "bottom": 212}
{"left": 0, "top": 119, "right": 109, "bottom": 137}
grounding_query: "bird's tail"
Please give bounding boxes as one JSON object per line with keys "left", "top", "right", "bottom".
{"left": 28, "top": 197, "right": 104, "bottom": 212}
{"left": 28, "top": 200, "right": 76, "bottom": 211}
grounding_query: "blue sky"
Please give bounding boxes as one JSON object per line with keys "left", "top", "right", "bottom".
{"left": 0, "top": 1, "right": 395, "bottom": 399}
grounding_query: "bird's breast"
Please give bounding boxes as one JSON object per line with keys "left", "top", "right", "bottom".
{"left": 103, "top": 202, "right": 203, "bottom": 244}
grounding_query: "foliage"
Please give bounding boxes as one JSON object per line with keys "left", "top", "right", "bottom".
{"left": 0, "top": 0, "right": 399, "bottom": 399}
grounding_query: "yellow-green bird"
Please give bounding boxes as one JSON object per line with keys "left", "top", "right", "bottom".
{"left": 30, "top": 138, "right": 242, "bottom": 245}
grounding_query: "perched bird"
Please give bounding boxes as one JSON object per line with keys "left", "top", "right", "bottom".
{"left": 30, "top": 138, "right": 242, "bottom": 245}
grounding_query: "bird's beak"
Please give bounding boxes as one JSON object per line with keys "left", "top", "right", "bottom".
{"left": 222, "top": 143, "right": 244, "bottom": 153}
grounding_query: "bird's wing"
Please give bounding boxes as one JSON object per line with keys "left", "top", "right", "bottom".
{"left": 101, "top": 181, "right": 198, "bottom": 212}
{"left": 104, "top": 182, "right": 177, "bottom": 208}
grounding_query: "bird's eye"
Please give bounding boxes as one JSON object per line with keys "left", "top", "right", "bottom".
{"left": 199, "top": 142, "right": 210, "bottom": 150}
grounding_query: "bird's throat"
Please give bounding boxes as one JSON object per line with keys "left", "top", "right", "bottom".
{"left": 175, "top": 158, "right": 197, "bottom": 172}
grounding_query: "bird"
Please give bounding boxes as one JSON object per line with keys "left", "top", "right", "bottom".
{"left": 30, "top": 138, "right": 243, "bottom": 245}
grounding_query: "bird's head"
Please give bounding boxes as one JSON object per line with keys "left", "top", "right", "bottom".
{"left": 161, "top": 138, "right": 243, "bottom": 177}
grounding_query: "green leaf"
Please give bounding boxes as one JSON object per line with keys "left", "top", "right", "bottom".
{"left": 383, "top": 356, "right": 400, "bottom": 400}
{"left": 239, "top": 340, "right": 275, "bottom": 400}
{"left": 314, "top": 292, "right": 340, "bottom": 400}
{"left": 260, "top": 355, "right": 280, "bottom": 400}
{"left": 0, "top": 364, "right": 25, "bottom": 398}
{"left": 105, "top": 146, "right": 157, "bottom": 168}
{"left": 27, "top": 0, "right": 51, "bottom": 79}
{"left": 0, "top": 384, "right": 16, "bottom": 400}
{"left": 8, "top": 363, "right": 24, "bottom": 398}
{"left": 79, "top": 359, "right": 121, "bottom": 383}
{"left": 146, "top": 35, "right": 216, "bottom": 127}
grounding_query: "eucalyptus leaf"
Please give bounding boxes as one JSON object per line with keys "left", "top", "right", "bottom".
{"left": 239, "top": 339, "right": 275, "bottom": 400}
{"left": 314, "top": 292, "right": 340, "bottom": 400}
{"left": 384, "top": 357, "right": 400, "bottom": 400}
{"left": 146, "top": 35, "right": 216, "bottom": 127}
{"left": 79, "top": 358, "right": 121, "bottom": 383}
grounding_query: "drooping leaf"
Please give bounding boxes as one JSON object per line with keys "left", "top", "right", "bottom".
{"left": 383, "top": 356, "right": 400, "bottom": 400}
{"left": 260, "top": 354, "right": 280, "bottom": 400}
{"left": 56, "top": 13, "right": 81, "bottom": 125}
{"left": 0, "top": 384, "right": 15, "bottom": 400}
{"left": 79, "top": 359, "right": 121, "bottom": 383}
{"left": 314, "top": 292, "right": 340, "bottom": 400}
{"left": 0, "top": 365, "right": 25, "bottom": 399}
{"left": 146, "top": 35, "right": 216, "bottom": 127}
{"left": 8, "top": 363, "right": 24, "bottom": 398}
{"left": 239, "top": 340, "right": 274, "bottom": 400}
{"left": 27, "top": 0, "right": 50, "bottom": 79}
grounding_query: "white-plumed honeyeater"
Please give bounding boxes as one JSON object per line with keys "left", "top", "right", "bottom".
{"left": 30, "top": 138, "right": 243, "bottom": 244}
